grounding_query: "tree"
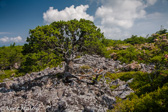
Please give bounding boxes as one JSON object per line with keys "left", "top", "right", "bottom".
{"left": 156, "top": 29, "right": 167, "bottom": 35}
{"left": 22, "top": 19, "right": 104, "bottom": 73}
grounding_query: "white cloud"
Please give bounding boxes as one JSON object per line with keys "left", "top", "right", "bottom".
{"left": 42, "top": 0, "right": 163, "bottom": 40}
{"left": 98, "top": 26, "right": 130, "bottom": 39}
{"left": 94, "top": 0, "right": 158, "bottom": 39}
{"left": 95, "top": 0, "right": 146, "bottom": 29}
{"left": 0, "top": 36, "right": 22, "bottom": 43}
{"left": 43, "top": 5, "right": 94, "bottom": 24}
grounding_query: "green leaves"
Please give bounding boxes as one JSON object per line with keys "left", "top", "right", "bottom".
{"left": 0, "top": 46, "right": 23, "bottom": 70}
{"left": 109, "top": 71, "right": 168, "bottom": 112}
{"left": 124, "top": 35, "right": 148, "bottom": 45}
{"left": 22, "top": 19, "right": 105, "bottom": 72}
{"left": 21, "top": 51, "right": 62, "bottom": 72}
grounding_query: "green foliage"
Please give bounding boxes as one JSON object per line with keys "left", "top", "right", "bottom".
{"left": 0, "top": 45, "right": 23, "bottom": 70}
{"left": 113, "top": 40, "right": 125, "bottom": 45}
{"left": 154, "top": 33, "right": 168, "bottom": 53}
{"left": 106, "top": 71, "right": 143, "bottom": 81}
{"left": 21, "top": 51, "right": 62, "bottom": 73}
{"left": 107, "top": 69, "right": 168, "bottom": 112}
{"left": 106, "top": 28, "right": 168, "bottom": 68}
{"left": 124, "top": 35, "right": 147, "bottom": 45}
{"left": 102, "top": 38, "right": 115, "bottom": 47}
{"left": 156, "top": 28, "right": 168, "bottom": 35}
{"left": 75, "top": 55, "right": 81, "bottom": 59}
{"left": 84, "top": 39, "right": 109, "bottom": 57}
{"left": 80, "top": 65, "right": 90, "bottom": 70}
{"left": 110, "top": 84, "right": 119, "bottom": 90}
{"left": 111, "top": 83, "right": 168, "bottom": 112}
{"left": 115, "top": 46, "right": 139, "bottom": 63}
{"left": 146, "top": 36, "right": 155, "bottom": 43}
{"left": 0, "top": 70, "right": 25, "bottom": 82}
{"left": 22, "top": 19, "right": 105, "bottom": 72}
{"left": 0, "top": 70, "right": 15, "bottom": 82}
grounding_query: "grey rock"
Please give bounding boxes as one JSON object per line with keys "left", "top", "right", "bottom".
{"left": 0, "top": 54, "right": 143, "bottom": 111}
{"left": 13, "top": 63, "right": 20, "bottom": 69}
{"left": 102, "top": 95, "right": 116, "bottom": 109}
{"left": 126, "top": 78, "right": 134, "bottom": 83}
{"left": 111, "top": 79, "right": 125, "bottom": 86}
{"left": 112, "top": 84, "right": 134, "bottom": 99}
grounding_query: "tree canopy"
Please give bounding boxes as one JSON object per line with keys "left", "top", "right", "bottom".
{"left": 22, "top": 19, "right": 105, "bottom": 72}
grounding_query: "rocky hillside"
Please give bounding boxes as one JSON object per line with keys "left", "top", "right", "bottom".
{"left": 0, "top": 54, "right": 155, "bottom": 112}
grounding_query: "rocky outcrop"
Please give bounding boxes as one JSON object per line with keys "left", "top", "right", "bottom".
{"left": 73, "top": 54, "right": 154, "bottom": 73}
{"left": 110, "top": 79, "right": 134, "bottom": 99}
{"left": 0, "top": 54, "right": 154, "bottom": 111}
{"left": 123, "top": 61, "right": 141, "bottom": 71}
{"left": 0, "top": 72, "right": 116, "bottom": 111}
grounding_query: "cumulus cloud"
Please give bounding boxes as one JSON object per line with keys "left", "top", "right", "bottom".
{"left": 95, "top": 0, "right": 147, "bottom": 29}
{"left": 42, "top": 0, "right": 163, "bottom": 39}
{"left": 43, "top": 5, "right": 94, "bottom": 24}
{"left": 0, "top": 36, "right": 23, "bottom": 43}
{"left": 94, "top": 0, "right": 158, "bottom": 39}
{"left": 98, "top": 25, "right": 131, "bottom": 39}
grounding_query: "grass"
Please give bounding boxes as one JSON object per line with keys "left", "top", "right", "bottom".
{"left": 105, "top": 71, "right": 139, "bottom": 81}
{"left": 80, "top": 65, "right": 90, "bottom": 70}
{"left": 110, "top": 84, "right": 120, "bottom": 90}
{"left": 0, "top": 69, "right": 25, "bottom": 82}
{"left": 75, "top": 55, "right": 81, "bottom": 59}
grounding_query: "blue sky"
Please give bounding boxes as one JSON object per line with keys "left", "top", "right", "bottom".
{"left": 0, "top": 0, "right": 168, "bottom": 46}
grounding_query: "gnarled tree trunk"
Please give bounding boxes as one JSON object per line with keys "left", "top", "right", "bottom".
{"left": 64, "top": 60, "right": 74, "bottom": 73}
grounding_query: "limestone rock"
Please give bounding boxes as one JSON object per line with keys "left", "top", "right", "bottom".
{"left": 0, "top": 54, "right": 154, "bottom": 111}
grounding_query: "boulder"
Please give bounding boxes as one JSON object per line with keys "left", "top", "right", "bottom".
{"left": 13, "top": 63, "right": 20, "bottom": 69}
{"left": 124, "top": 61, "right": 141, "bottom": 71}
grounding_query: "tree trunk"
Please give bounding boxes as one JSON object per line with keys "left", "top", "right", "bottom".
{"left": 64, "top": 60, "right": 74, "bottom": 73}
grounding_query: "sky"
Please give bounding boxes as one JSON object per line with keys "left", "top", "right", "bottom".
{"left": 0, "top": 0, "right": 168, "bottom": 46}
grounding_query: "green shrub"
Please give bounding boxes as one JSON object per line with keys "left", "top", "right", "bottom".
{"left": 124, "top": 35, "right": 147, "bottom": 45}
{"left": 80, "top": 65, "right": 90, "bottom": 70}
{"left": 0, "top": 69, "right": 22, "bottom": 82}
{"left": 75, "top": 55, "right": 81, "bottom": 59}
{"left": 110, "top": 83, "right": 168, "bottom": 112}
{"left": 0, "top": 45, "right": 24, "bottom": 70}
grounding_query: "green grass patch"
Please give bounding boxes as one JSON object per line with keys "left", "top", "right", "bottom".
{"left": 80, "top": 65, "right": 90, "bottom": 70}
{"left": 0, "top": 70, "right": 16, "bottom": 82}
{"left": 110, "top": 84, "right": 120, "bottom": 90}
{"left": 105, "top": 71, "right": 141, "bottom": 81}
{"left": 75, "top": 55, "right": 81, "bottom": 59}
{"left": 0, "top": 69, "right": 25, "bottom": 82}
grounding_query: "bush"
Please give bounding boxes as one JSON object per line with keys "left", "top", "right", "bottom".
{"left": 115, "top": 46, "right": 139, "bottom": 63}
{"left": 124, "top": 35, "right": 147, "bottom": 45}
{"left": 0, "top": 45, "right": 23, "bottom": 70}
{"left": 111, "top": 83, "right": 168, "bottom": 112}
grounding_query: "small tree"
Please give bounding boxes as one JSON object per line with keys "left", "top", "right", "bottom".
{"left": 22, "top": 19, "right": 104, "bottom": 73}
